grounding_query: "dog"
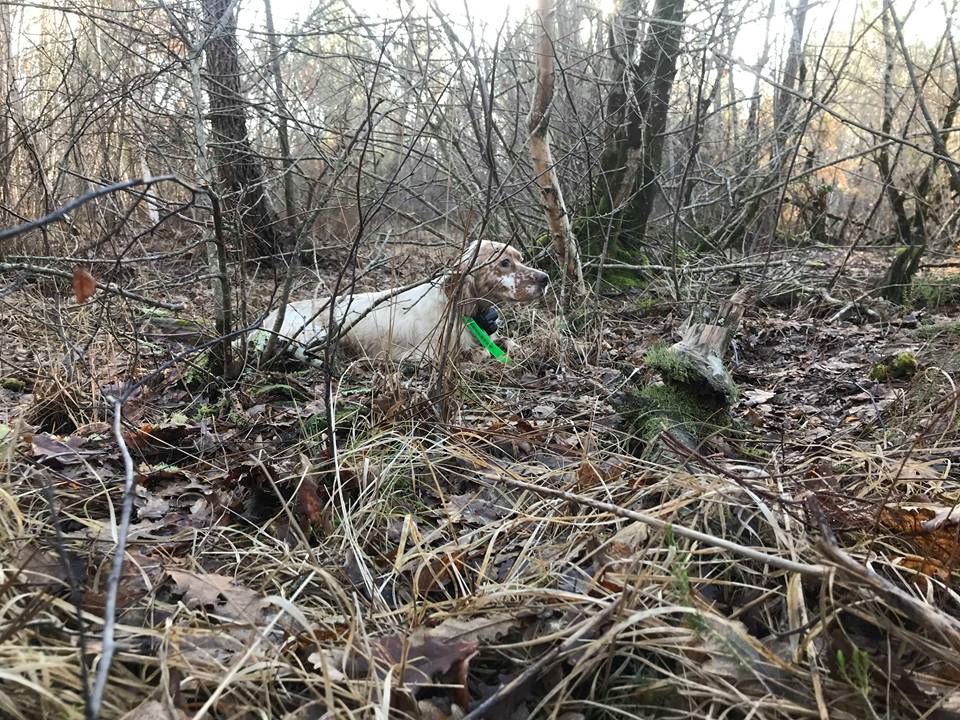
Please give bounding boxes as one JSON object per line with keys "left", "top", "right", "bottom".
{"left": 250, "top": 240, "right": 549, "bottom": 365}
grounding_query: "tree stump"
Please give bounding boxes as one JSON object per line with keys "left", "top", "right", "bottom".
{"left": 626, "top": 288, "right": 750, "bottom": 455}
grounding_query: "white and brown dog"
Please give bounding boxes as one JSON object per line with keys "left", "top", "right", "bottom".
{"left": 250, "top": 240, "right": 549, "bottom": 365}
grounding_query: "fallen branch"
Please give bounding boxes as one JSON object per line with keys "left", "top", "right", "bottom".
{"left": 496, "top": 474, "right": 828, "bottom": 577}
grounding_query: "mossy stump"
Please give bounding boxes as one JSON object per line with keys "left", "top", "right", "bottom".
{"left": 624, "top": 289, "right": 749, "bottom": 455}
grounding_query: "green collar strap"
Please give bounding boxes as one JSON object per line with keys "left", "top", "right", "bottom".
{"left": 463, "top": 316, "right": 510, "bottom": 363}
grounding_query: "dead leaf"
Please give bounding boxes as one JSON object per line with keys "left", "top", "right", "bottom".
{"left": 136, "top": 488, "right": 170, "bottom": 520}
{"left": 450, "top": 653, "right": 473, "bottom": 712}
{"left": 696, "top": 615, "right": 810, "bottom": 704}
{"left": 414, "top": 550, "right": 468, "bottom": 596}
{"left": 297, "top": 476, "right": 331, "bottom": 534}
{"left": 72, "top": 267, "right": 96, "bottom": 303}
{"left": 119, "top": 699, "right": 186, "bottom": 720}
{"left": 166, "top": 570, "right": 266, "bottom": 626}
{"left": 309, "top": 613, "right": 522, "bottom": 693}
{"left": 31, "top": 433, "right": 88, "bottom": 465}
{"left": 577, "top": 461, "right": 603, "bottom": 489}
{"left": 9, "top": 541, "right": 85, "bottom": 592}
{"left": 531, "top": 404, "right": 556, "bottom": 420}
{"left": 445, "top": 491, "right": 507, "bottom": 526}
{"left": 879, "top": 505, "right": 960, "bottom": 580}
{"left": 742, "top": 389, "right": 775, "bottom": 406}
{"left": 608, "top": 522, "right": 650, "bottom": 556}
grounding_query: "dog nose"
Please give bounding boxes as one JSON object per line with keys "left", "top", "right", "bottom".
{"left": 536, "top": 272, "right": 549, "bottom": 288}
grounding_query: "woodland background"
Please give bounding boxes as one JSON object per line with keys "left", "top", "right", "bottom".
{"left": 3, "top": 0, "right": 960, "bottom": 718}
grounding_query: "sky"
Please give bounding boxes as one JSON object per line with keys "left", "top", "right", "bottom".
{"left": 243, "top": 0, "right": 950, "bottom": 104}
{"left": 252, "top": 0, "right": 950, "bottom": 63}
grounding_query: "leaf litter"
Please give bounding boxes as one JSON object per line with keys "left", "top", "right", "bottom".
{"left": 5, "top": 252, "right": 960, "bottom": 718}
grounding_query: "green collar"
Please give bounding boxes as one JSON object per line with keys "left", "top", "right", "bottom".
{"left": 463, "top": 316, "right": 510, "bottom": 363}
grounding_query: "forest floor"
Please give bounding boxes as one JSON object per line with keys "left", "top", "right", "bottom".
{"left": 3, "top": 241, "right": 960, "bottom": 719}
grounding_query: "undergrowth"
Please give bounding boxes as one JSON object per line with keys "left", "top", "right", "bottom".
{"left": 2, "top": 257, "right": 960, "bottom": 720}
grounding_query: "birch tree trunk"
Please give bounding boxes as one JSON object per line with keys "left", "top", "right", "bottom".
{"left": 528, "top": 0, "right": 584, "bottom": 293}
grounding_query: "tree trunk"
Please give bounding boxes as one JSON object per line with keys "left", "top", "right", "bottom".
{"left": 589, "top": 0, "right": 685, "bottom": 257}
{"left": 184, "top": 12, "right": 234, "bottom": 378}
{"left": 262, "top": 0, "right": 296, "bottom": 221}
{"left": 528, "top": 0, "right": 584, "bottom": 291}
{"left": 877, "top": 4, "right": 912, "bottom": 243}
{"left": 201, "top": 0, "right": 282, "bottom": 260}
{"left": 772, "top": 0, "right": 810, "bottom": 175}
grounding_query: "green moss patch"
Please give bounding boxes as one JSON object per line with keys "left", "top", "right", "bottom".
{"left": 869, "top": 351, "right": 919, "bottom": 382}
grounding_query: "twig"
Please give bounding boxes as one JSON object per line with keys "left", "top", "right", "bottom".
{"left": 497, "top": 474, "right": 828, "bottom": 577}
{"left": 0, "top": 262, "right": 184, "bottom": 311}
{"left": 0, "top": 176, "right": 175, "bottom": 242}
{"left": 592, "top": 258, "right": 816, "bottom": 273}
{"left": 88, "top": 398, "right": 139, "bottom": 719}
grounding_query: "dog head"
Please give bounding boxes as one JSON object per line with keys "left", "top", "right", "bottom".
{"left": 450, "top": 241, "right": 549, "bottom": 311}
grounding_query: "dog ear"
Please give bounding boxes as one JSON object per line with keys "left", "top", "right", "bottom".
{"left": 446, "top": 242, "right": 483, "bottom": 316}
{"left": 445, "top": 269, "right": 479, "bottom": 317}
{"left": 458, "top": 241, "right": 482, "bottom": 270}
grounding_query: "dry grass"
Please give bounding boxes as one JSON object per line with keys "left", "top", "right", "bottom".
{"left": 2, "top": 250, "right": 960, "bottom": 720}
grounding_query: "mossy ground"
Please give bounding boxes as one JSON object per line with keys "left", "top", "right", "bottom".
{"left": 869, "top": 351, "right": 919, "bottom": 382}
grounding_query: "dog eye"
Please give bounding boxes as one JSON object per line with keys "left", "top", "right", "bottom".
{"left": 499, "top": 258, "right": 511, "bottom": 268}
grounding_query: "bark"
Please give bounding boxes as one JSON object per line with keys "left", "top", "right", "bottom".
{"left": 201, "top": 0, "right": 282, "bottom": 259}
{"left": 0, "top": 3, "right": 11, "bottom": 233}
{"left": 590, "top": 0, "right": 685, "bottom": 255}
{"left": 262, "top": 0, "right": 296, "bottom": 220}
{"left": 772, "top": 0, "right": 810, "bottom": 172}
{"left": 877, "top": 7, "right": 911, "bottom": 244}
{"left": 174, "top": 2, "right": 234, "bottom": 377}
{"left": 528, "top": 0, "right": 584, "bottom": 290}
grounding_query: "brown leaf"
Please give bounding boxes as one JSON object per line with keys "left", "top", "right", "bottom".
{"left": 31, "top": 433, "right": 88, "bottom": 465}
{"left": 10, "top": 541, "right": 85, "bottom": 593}
{"left": 310, "top": 613, "right": 522, "bottom": 694}
{"left": 449, "top": 653, "right": 473, "bottom": 712}
{"left": 879, "top": 504, "right": 960, "bottom": 580}
{"left": 576, "top": 461, "right": 602, "bottom": 489}
{"left": 72, "top": 267, "right": 96, "bottom": 303}
{"left": 119, "top": 699, "right": 187, "bottom": 720}
{"left": 166, "top": 570, "right": 266, "bottom": 626}
{"left": 296, "top": 476, "right": 331, "bottom": 534}
{"left": 414, "top": 550, "right": 467, "bottom": 597}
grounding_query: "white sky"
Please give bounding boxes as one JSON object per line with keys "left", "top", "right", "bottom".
{"left": 246, "top": 0, "right": 950, "bottom": 106}
{"left": 254, "top": 0, "right": 950, "bottom": 64}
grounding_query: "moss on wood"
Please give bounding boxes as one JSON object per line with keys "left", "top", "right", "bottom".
{"left": 869, "top": 352, "right": 919, "bottom": 382}
{"left": 615, "top": 290, "right": 750, "bottom": 454}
